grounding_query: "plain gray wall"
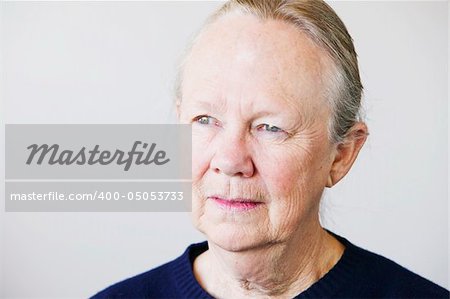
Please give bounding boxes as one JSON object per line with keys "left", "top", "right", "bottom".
{"left": 0, "top": 1, "right": 448, "bottom": 298}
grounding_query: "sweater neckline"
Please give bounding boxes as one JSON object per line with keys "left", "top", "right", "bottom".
{"left": 172, "top": 231, "right": 361, "bottom": 298}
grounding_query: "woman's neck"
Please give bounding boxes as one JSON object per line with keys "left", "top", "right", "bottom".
{"left": 193, "top": 224, "right": 345, "bottom": 299}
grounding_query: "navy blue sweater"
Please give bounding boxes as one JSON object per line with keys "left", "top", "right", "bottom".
{"left": 92, "top": 233, "right": 449, "bottom": 298}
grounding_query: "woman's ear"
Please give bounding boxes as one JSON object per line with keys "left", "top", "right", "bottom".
{"left": 326, "top": 122, "right": 368, "bottom": 188}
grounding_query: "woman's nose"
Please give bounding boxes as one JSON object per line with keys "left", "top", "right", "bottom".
{"left": 209, "top": 129, "right": 255, "bottom": 178}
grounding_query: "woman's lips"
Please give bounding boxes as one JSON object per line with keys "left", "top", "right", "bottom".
{"left": 209, "top": 196, "right": 263, "bottom": 211}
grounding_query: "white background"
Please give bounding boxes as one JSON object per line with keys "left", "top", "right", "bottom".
{"left": 0, "top": 1, "right": 448, "bottom": 298}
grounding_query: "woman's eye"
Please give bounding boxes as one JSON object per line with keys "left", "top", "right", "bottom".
{"left": 257, "top": 124, "right": 284, "bottom": 133}
{"left": 193, "top": 115, "right": 219, "bottom": 126}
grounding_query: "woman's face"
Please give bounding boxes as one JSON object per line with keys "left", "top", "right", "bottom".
{"left": 179, "top": 13, "right": 336, "bottom": 251}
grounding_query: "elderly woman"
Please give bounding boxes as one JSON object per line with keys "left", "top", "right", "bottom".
{"left": 93, "top": 0, "right": 448, "bottom": 298}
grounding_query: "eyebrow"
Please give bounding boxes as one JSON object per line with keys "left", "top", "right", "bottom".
{"left": 184, "top": 98, "right": 300, "bottom": 120}
{"left": 183, "top": 99, "right": 227, "bottom": 115}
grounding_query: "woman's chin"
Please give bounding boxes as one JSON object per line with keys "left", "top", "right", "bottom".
{"left": 202, "top": 223, "right": 269, "bottom": 252}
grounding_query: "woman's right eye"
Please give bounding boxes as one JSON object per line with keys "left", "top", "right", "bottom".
{"left": 193, "top": 115, "right": 219, "bottom": 126}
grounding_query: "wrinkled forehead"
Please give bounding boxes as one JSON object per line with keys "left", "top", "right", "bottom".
{"left": 181, "top": 12, "right": 334, "bottom": 114}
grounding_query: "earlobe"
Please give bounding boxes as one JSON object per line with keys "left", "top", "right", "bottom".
{"left": 327, "top": 122, "right": 368, "bottom": 187}
{"left": 326, "top": 175, "right": 334, "bottom": 188}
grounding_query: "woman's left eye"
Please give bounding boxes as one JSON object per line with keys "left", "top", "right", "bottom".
{"left": 256, "top": 124, "right": 284, "bottom": 133}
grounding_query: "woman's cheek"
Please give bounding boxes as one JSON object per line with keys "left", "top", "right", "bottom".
{"left": 255, "top": 147, "right": 303, "bottom": 191}
{"left": 191, "top": 130, "right": 214, "bottom": 181}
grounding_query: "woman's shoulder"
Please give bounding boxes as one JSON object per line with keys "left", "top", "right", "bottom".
{"left": 326, "top": 232, "right": 449, "bottom": 298}
{"left": 90, "top": 241, "right": 210, "bottom": 299}
{"left": 89, "top": 255, "right": 181, "bottom": 299}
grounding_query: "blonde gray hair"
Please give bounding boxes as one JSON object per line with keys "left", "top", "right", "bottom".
{"left": 175, "top": 0, "right": 364, "bottom": 144}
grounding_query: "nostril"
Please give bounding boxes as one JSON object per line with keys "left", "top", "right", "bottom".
{"left": 213, "top": 167, "right": 248, "bottom": 178}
